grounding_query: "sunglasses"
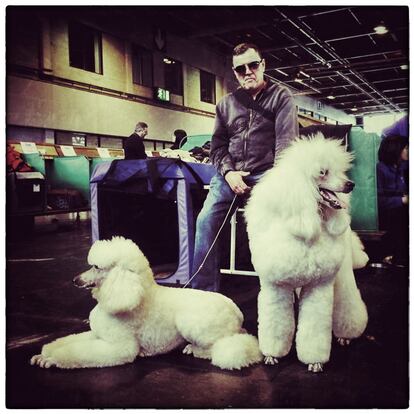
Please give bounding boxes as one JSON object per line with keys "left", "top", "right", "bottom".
{"left": 233, "top": 60, "right": 263, "bottom": 75}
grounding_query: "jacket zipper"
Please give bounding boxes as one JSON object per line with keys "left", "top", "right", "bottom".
{"left": 242, "top": 109, "right": 253, "bottom": 169}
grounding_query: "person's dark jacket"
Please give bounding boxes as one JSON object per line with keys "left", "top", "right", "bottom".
{"left": 210, "top": 83, "right": 298, "bottom": 176}
{"left": 123, "top": 133, "right": 147, "bottom": 160}
{"left": 377, "top": 161, "right": 408, "bottom": 211}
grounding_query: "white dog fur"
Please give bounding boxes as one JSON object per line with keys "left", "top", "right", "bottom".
{"left": 244, "top": 133, "right": 368, "bottom": 372}
{"left": 30, "top": 237, "right": 262, "bottom": 370}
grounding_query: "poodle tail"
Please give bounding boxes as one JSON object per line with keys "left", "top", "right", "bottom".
{"left": 211, "top": 333, "right": 263, "bottom": 370}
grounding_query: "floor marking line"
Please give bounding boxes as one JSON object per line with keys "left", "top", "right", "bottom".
{"left": 7, "top": 258, "right": 56, "bottom": 262}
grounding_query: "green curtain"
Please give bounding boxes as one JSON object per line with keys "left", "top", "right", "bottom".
{"left": 348, "top": 127, "right": 381, "bottom": 231}
{"left": 47, "top": 156, "right": 91, "bottom": 202}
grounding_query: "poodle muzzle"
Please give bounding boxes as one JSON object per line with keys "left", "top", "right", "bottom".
{"left": 73, "top": 273, "right": 96, "bottom": 289}
{"left": 319, "top": 180, "right": 354, "bottom": 209}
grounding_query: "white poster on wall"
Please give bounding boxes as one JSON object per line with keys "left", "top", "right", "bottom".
{"left": 20, "top": 142, "right": 39, "bottom": 154}
{"left": 97, "top": 147, "right": 111, "bottom": 158}
{"left": 60, "top": 145, "right": 77, "bottom": 156}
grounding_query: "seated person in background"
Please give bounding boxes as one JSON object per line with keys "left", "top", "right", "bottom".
{"left": 376, "top": 134, "right": 409, "bottom": 267}
{"left": 123, "top": 122, "right": 148, "bottom": 160}
{"left": 170, "top": 129, "right": 187, "bottom": 150}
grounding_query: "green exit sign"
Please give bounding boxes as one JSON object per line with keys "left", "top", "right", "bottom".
{"left": 154, "top": 87, "right": 170, "bottom": 102}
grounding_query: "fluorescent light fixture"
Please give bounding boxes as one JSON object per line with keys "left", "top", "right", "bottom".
{"left": 299, "top": 70, "right": 310, "bottom": 78}
{"left": 400, "top": 64, "right": 408, "bottom": 70}
{"left": 163, "top": 58, "right": 175, "bottom": 64}
{"left": 276, "top": 69, "right": 289, "bottom": 77}
{"left": 327, "top": 95, "right": 335, "bottom": 100}
{"left": 374, "top": 23, "right": 388, "bottom": 35}
{"left": 351, "top": 107, "right": 358, "bottom": 112}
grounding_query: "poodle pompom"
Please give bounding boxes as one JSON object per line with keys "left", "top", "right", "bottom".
{"left": 211, "top": 333, "right": 263, "bottom": 370}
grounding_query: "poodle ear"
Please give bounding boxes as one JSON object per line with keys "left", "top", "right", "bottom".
{"left": 324, "top": 209, "right": 350, "bottom": 237}
{"left": 98, "top": 267, "right": 145, "bottom": 314}
{"left": 277, "top": 170, "right": 321, "bottom": 243}
{"left": 286, "top": 211, "right": 321, "bottom": 243}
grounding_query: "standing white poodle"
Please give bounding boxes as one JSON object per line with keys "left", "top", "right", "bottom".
{"left": 244, "top": 133, "right": 368, "bottom": 372}
{"left": 30, "top": 237, "right": 262, "bottom": 370}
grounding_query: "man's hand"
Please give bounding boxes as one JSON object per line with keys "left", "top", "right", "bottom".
{"left": 225, "top": 171, "right": 251, "bottom": 195}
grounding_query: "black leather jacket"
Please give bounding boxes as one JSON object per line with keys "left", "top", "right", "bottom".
{"left": 210, "top": 83, "right": 298, "bottom": 176}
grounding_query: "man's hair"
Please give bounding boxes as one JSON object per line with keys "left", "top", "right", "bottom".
{"left": 378, "top": 134, "right": 408, "bottom": 165}
{"left": 135, "top": 122, "right": 148, "bottom": 130}
{"left": 232, "top": 43, "right": 262, "bottom": 59}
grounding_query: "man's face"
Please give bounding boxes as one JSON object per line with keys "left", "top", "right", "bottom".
{"left": 232, "top": 48, "right": 265, "bottom": 93}
{"left": 136, "top": 127, "right": 148, "bottom": 138}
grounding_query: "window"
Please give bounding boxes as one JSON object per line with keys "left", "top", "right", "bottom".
{"left": 72, "top": 134, "right": 86, "bottom": 147}
{"left": 298, "top": 107, "right": 314, "bottom": 117}
{"left": 100, "top": 136, "right": 123, "bottom": 149}
{"left": 200, "top": 70, "right": 216, "bottom": 104}
{"left": 55, "top": 131, "right": 85, "bottom": 146}
{"left": 132, "top": 46, "right": 153, "bottom": 87}
{"left": 7, "top": 8, "right": 40, "bottom": 68}
{"left": 163, "top": 57, "right": 183, "bottom": 96}
{"left": 68, "top": 22, "right": 102, "bottom": 74}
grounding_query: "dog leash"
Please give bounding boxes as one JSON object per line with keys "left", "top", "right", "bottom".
{"left": 182, "top": 193, "right": 239, "bottom": 288}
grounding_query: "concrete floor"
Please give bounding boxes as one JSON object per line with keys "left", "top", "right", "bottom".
{"left": 6, "top": 215, "right": 409, "bottom": 408}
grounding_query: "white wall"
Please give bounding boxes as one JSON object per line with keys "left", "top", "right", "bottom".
{"left": 294, "top": 95, "right": 355, "bottom": 125}
{"left": 7, "top": 76, "right": 215, "bottom": 141}
{"left": 363, "top": 113, "right": 407, "bottom": 135}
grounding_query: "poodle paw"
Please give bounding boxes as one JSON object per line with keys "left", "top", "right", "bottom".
{"left": 182, "top": 344, "right": 193, "bottom": 355}
{"left": 337, "top": 338, "right": 351, "bottom": 346}
{"left": 30, "top": 354, "right": 57, "bottom": 369}
{"left": 138, "top": 349, "right": 153, "bottom": 357}
{"left": 308, "top": 362, "right": 323, "bottom": 373}
{"left": 264, "top": 356, "right": 279, "bottom": 365}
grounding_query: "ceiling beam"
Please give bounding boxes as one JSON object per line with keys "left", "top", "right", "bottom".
{"left": 272, "top": 7, "right": 402, "bottom": 113}
{"left": 261, "top": 27, "right": 407, "bottom": 54}
{"left": 187, "top": 18, "right": 271, "bottom": 38}
{"left": 266, "top": 49, "right": 407, "bottom": 72}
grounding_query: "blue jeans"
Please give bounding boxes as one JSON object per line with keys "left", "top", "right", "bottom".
{"left": 191, "top": 172, "right": 264, "bottom": 291}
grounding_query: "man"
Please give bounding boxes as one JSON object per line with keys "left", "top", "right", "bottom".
{"left": 191, "top": 43, "right": 299, "bottom": 291}
{"left": 123, "top": 122, "right": 148, "bottom": 160}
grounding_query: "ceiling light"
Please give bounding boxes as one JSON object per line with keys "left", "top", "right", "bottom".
{"left": 374, "top": 23, "right": 388, "bottom": 35}
{"left": 351, "top": 107, "right": 358, "bottom": 112}
{"left": 327, "top": 95, "right": 335, "bottom": 100}
{"left": 400, "top": 64, "right": 408, "bottom": 70}
{"left": 163, "top": 58, "right": 175, "bottom": 64}
{"left": 299, "top": 70, "right": 310, "bottom": 78}
{"left": 276, "top": 69, "right": 289, "bottom": 77}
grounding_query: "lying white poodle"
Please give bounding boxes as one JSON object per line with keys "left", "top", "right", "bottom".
{"left": 30, "top": 237, "right": 262, "bottom": 370}
{"left": 244, "top": 133, "right": 368, "bottom": 372}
